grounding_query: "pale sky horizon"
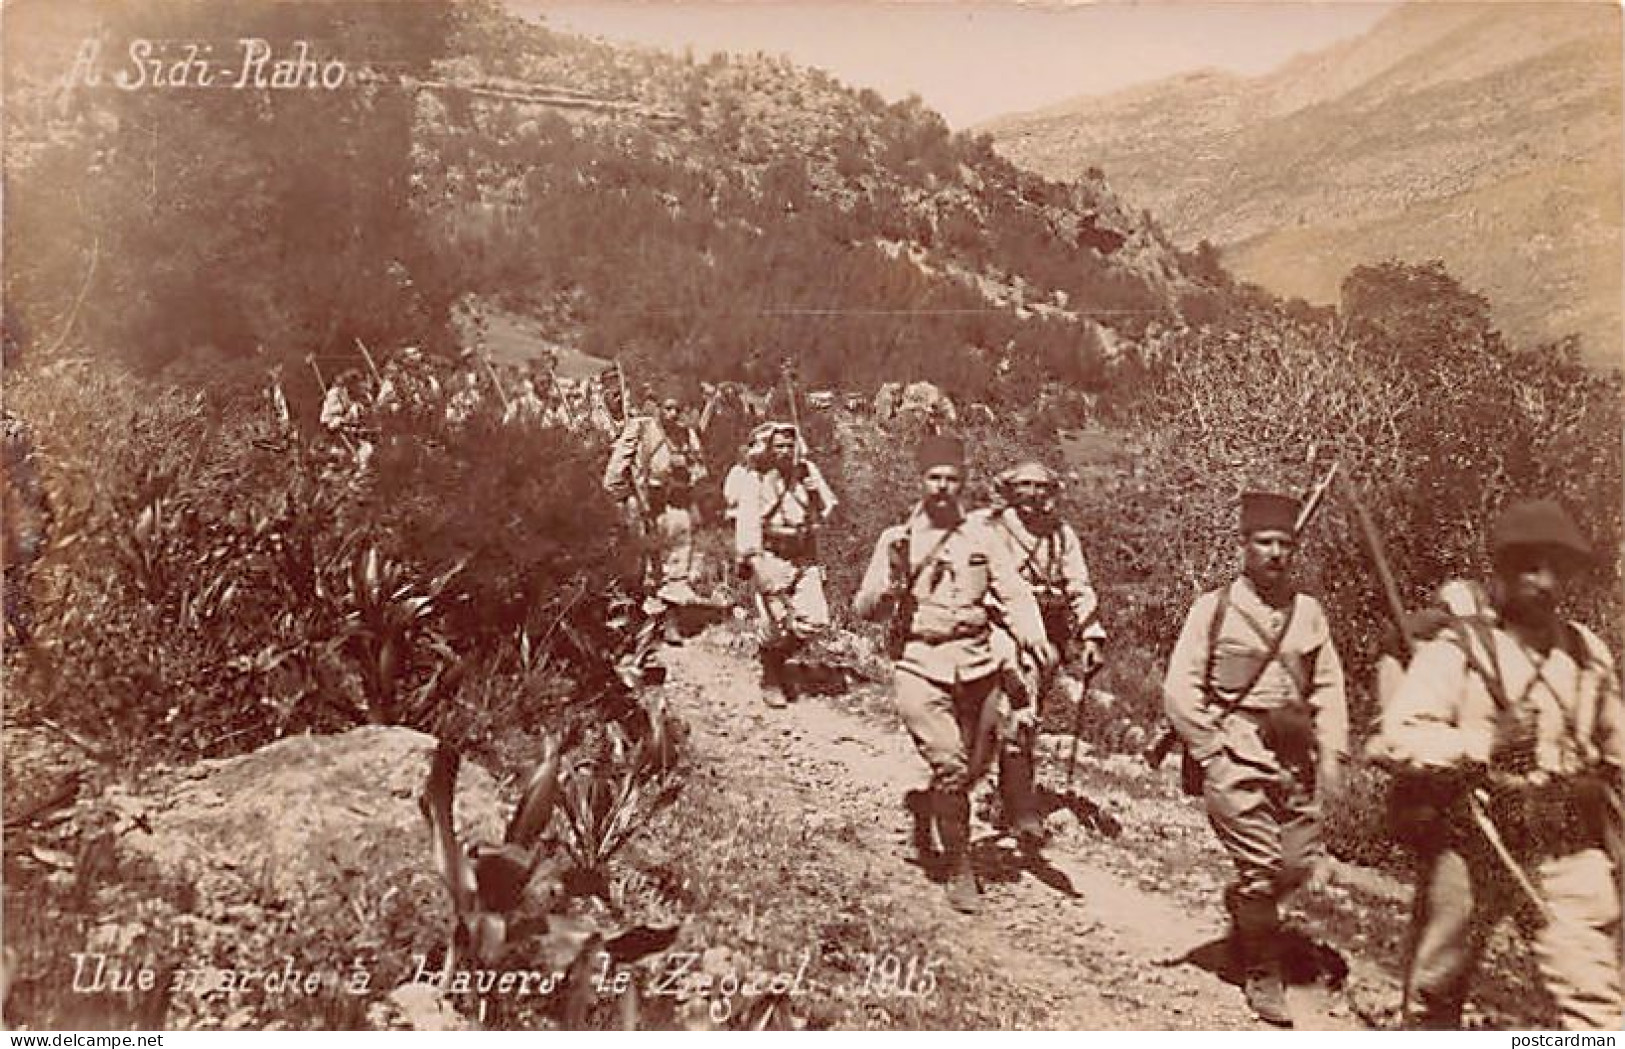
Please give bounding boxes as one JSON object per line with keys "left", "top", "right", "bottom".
{"left": 513, "top": 1, "right": 1398, "bottom": 129}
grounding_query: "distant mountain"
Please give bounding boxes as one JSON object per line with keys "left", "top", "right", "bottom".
{"left": 981, "top": 1, "right": 1623, "bottom": 367}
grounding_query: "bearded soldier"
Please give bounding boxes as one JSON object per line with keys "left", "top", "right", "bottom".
{"left": 855, "top": 434, "right": 1053, "bottom": 914}
{"left": 1380, "top": 500, "right": 1622, "bottom": 1030}
{"left": 1162, "top": 492, "right": 1349, "bottom": 1027}
{"left": 973, "top": 460, "right": 1107, "bottom": 854}
{"left": 734, "top": 422, "right": 836, "bottom": 707}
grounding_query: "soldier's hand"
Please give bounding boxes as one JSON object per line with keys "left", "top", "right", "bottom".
{"left": 1078, "top": 638, "right": 1104, "bottom": 676}
{"left": 1026, "top": 640, "right": 1059, "bottom": 673}
{"left": 1005, "top": 703, "right": 1038, "bottom": 740}
{"left": 1303, "top": 855, "right": 1334, "bottom": 896}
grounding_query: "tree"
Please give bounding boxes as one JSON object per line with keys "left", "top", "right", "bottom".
{"left": 5, "top": 0, "right": 462, "bottom": 380}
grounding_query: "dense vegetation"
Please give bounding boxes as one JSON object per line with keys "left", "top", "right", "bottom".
{"left": 2, "top": 0, "right": 1620, "bottom": 1031}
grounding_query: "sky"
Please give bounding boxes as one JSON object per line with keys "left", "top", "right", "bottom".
{"left": 514, "top": 1, "right": 1397, "bottom": 129}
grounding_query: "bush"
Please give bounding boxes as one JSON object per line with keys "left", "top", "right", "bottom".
{"left": 1095, "top": 265, "right": 1621, "bottom": 741}
{"left": 9, "top": 355, "right": 646, "bottom": 766}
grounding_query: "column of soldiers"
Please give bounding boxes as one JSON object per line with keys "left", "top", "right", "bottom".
{"left": 618, "top": 408, "right": 1619, "bottom": 1029}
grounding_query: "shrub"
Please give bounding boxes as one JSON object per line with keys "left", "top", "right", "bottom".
{"left": 1087, "top": 265, "right": 1621, "bottom": 754}
{"left": 9, "top": 355, "right": 647, "bottom": 766}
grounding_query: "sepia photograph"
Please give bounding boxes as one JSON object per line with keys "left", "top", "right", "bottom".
{"left": 1, "top": 0, "right": 1620, "bottom": 1033}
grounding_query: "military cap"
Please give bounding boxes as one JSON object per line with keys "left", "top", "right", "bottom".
{"left": 917, "top": 433, "right": 966, "bottom": 470}
{"left": 1240, "top": 491, "right": 1298, "bottom": 535}
{"left": 1490, "top": 499, "right": 1591, "bottom": 562}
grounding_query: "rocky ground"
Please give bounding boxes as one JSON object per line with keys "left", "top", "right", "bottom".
{"left": 647, "top": 626, "right": 1388, "bottom": 1030}
{"left": 3, "top": 620, "right": 1559, "bottom": 1030}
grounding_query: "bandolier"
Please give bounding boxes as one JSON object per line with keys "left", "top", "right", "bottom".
{"left": 734, "top": 421, "right": 836, "bottom": 706}
{"left": 1163, "top": 491, "right": 1348, "bottom": 1027}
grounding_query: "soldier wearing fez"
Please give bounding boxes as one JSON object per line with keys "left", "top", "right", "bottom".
{"left": 855, "top": 434, "right": 1053, "bottom": 914}
{"left": 1162, "top": 491, "right": 1349, "bottom": 1026}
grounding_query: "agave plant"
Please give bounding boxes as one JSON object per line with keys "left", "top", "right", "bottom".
{"left": 339, "top": 545, "right": 466, "bottom": 724}
{"left": 418, "top": 738, "right": 679, "bottom": 1029}
{"left": 555, "top": 701, "right": 683, "bottom": 891}
{"left": 419, "top": 737, "right": 564, "bottom": 974}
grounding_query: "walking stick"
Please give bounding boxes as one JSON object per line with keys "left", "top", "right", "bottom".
{"left": 1465, "top": 790, "right": 1554, "bottom": 922}
{"left": 1065, "top": 662, "right": 1102, "bottom": 794}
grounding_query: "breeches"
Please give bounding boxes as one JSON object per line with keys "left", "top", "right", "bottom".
{"left": 1202, "top": 714, "right": 1323, "bottom": 918}
{"left": 1407, "top": 837, "right": 1622, "bottom": 1031}
{"left": 753, "top": 552, "right": 829, "bottom": 646}
{"left": 894, "top": 668, "right": 1002, "bottom": 794}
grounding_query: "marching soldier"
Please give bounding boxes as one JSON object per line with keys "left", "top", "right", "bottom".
{"left": 603, "top": 401, "right": 708, "bottom": 640}
{"left": 975, "top": 460, "right": 1107, "bottom": 854}
{"left": 734, "top": 421, "right": 836, "bottom": 707}
{"left": 1162, "top": 492, "right": 1349, "bottom": 1026}
{"left": 1379, "top": 500, "right": 1622, "bottom": 1030}
{"left": 855, "top": 434, "right": 1053, "bottom": 914}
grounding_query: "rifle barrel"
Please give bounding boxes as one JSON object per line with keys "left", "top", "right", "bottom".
{"left": 1341, "top": 473, "right": 1413, "bottom": 654}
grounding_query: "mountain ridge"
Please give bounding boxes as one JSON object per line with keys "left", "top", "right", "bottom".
{"left": 980, "top": 1, "right": 1623, "bottom": 366}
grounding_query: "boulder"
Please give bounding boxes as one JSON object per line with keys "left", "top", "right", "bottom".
{"left": 108, "top": 726, "right": 506, "bottom": 913}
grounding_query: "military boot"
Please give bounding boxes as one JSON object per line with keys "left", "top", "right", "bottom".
{"left": 1227, "top": 889, "right": 1292, "bottom": 1028}
{"left": 998, "top": 746, "right": 1045, "bottom": 857}
{"left": 759, "top": 644, "right": 789, "bottom": 709}
{"left": 934, "top": 789, "right": 982, "bottom": 914}
{"left": 904, "top": 789, "right": 940, "bottom": 874}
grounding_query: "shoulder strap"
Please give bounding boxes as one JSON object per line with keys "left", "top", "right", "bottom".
{"left": 1448, "top": 619, "right": 1514, "bottom": 713}
{"left": 1560, "top": 620, "right": 1594, "bottom": 671}
{"left": 998, "top": 510, "right": 1060, "bottom": 585}
{"left": 1204, "top": 587, "right": 1300, "bottom": 712}
{"left": 1201, "top": 584, "right": 1231, "bottom": 703}
{"left": 908, "top": 521, "right": 962, "bottom": 589}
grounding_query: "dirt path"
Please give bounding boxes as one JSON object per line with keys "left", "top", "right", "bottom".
{"left": 656, "top": 627, "right": 1383, "bottom": 1030}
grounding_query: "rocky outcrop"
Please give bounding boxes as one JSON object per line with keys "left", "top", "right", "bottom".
{"left": 106, "top": 727, "right": 504, "bottom": 910}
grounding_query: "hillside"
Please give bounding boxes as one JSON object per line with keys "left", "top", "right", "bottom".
{"left": 412, "top": 8, "right": 1244, "bottom": 399}
{"left": 981, "top": 1, "right": 1623, "bottom": 367}
{"left": 1, "top": 0, "right": 1241, "bottom": 405}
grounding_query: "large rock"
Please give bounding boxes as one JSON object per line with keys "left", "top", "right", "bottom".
{"left": 107, "top": 726, "right": 506, "bottom": 912}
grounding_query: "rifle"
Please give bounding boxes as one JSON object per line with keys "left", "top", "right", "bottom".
{"left": 479, "top": 352, "right": 512, "bottom": 414}
{"left": 884, "top": 533, "right": 914, "bottom": 660}
{"left": 616, "top": 360, "right": 632, "bottom": 426}
{"left": 1145, "top": 461, "right": 1341, "bottom": 770}
{"left": 354, "top": 337, "right": 383, "bottom": 388}
{"left": 781, "top": 359, "right": 826, "bottom": 527}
